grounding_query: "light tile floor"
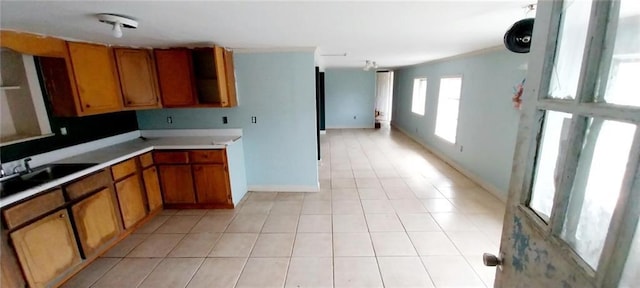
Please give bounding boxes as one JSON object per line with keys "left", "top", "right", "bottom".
{"left": 64, "top": 128, "right": 505, "bottom": 288}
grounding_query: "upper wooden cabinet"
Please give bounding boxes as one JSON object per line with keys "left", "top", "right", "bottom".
{"left": 154, "top": 49, "right": 197, "bottom": 107}
{"left": 114, "top": 48, "right": 161, "bottom": 109}
{"left": 193, "top": 46, "right": 237, "bottom": 107}
{"left": 0, "top": 30, "right": 68, "bottom": 58}
{"left": 155, "top": 46, "right": 238, "bottom": 108}
{"left": 67, "top": 42, "right": 123, "bottom": 115}
{"left": 3, "top": 30, "right": 239, "bottom": 117}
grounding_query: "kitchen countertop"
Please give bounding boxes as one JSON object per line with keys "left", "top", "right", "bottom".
{"left": 0, "top": 135, "right": 241, "bottom": 208}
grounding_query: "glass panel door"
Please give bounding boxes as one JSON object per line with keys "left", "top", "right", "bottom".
{"left": 548, "top": 0, "right": 593, "bottom": 100}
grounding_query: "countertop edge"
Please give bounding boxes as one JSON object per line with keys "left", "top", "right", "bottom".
{"left": 0, "top": 141, "right": 233, "bottom": 208}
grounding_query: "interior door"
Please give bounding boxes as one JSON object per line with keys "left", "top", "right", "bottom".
{"left": 493, "top": 0, "right": 640, "bottom": 287}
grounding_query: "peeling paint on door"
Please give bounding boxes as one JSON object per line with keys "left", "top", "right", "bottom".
{"left": 511, "top": 216, "right": 531, "bottom": 272}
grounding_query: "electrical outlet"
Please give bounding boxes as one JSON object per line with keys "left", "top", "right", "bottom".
{"left": 60, "top": 127, "right": 68, "bottom": 135}
{"left": 222, "top": 116, "right": 228, "bottom": 124}
{"left": 166, "top": 116, "right": 173, "bottom": 124}
{"left": 251, "top": 116, "right": 257, "bottom": 123}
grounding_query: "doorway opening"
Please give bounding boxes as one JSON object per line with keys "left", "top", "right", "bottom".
{"left": 375, "top": 71, "right": 394, "bottom": 128}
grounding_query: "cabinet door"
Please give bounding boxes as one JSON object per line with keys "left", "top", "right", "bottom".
{"left": 114, "top": 48, "right": 160, "bottom": 109}
{"left": 10, "top": 210, "right": 81, "bottom": 288}
{"left": 67, "top": 42, "right": 123, "bottom": 115}
{"left": 115, "top": 175, "right": 147, "bottom": 229}
{"left": 38, "top": 57, "right": 78, "bottom": 117}
{"left": 1, "top": 229, "right": 26, "bottom": 288}
{"left": 158, "top": 165, "right": 196, "bottom": 204}
{"left": 71, "top": 188, "right": 121, "bottom": 257}
{"left": 193, "top": 164, "right": 231, "bottom": 205}
{"left": 154, "top": 49, "right": 197, "bottom": 107}
{"left": 143, "top": 166, "right": 163, "bottom": 211}
{"left": 213, "top": 46, "right": 230, "bottom": 107}
{"left": 222, "top": 48, "right": 238, "bottom": 107}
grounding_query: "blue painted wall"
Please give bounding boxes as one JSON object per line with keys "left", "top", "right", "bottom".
{"left": 137, "top": 52, "right": 319, "bottom": 189}
{"left": 324, "top": 69, "right": 376, "bottom": 128}
{"left": 392, "top": 48, "right": 528, "bottom": 198}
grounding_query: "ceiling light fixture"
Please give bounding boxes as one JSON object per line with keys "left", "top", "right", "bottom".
{"left": 363, "top": 60, "right": 378, "bottom": 71}
{"left": 97, "top": 13, "right": 138, "bottom": 38}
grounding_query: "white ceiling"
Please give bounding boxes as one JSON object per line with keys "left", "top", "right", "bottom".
{"left": 0, "top": 1, "right": 534, "bottom": 69}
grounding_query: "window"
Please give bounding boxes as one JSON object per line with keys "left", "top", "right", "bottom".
{"left": 411, "top": 78, "right": 427, "bottom": 115}
{"left": 434, "top": 77, "right": 462, "bottom": 143}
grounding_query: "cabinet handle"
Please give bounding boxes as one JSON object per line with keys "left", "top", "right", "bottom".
{"left": 59, "top": 213, "right": 65, "bottom": 218}
{"left": 85, "top": 104, "right": 91, "bottom": 108}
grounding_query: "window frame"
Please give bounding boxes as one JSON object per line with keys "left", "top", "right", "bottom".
{"left": 434, "top": 75, "right": 463, "bottom": 144}
{"left": 410, "top": 77, "right": 427, "bottom": 116}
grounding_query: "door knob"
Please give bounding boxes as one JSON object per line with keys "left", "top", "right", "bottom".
{"left": 483, "top": 253, "right": 502, "bottom": 267}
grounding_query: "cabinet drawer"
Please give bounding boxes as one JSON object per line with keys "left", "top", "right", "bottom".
{"left": 139, "top": 152, "right": 154, "bottom": 168}
{"left": 65, "top": 170, "right": 111, "bottom": 200}
{"left": 189, "top": 150, "right": 225, "bottom": 164}
{"left": 3, "top": 189, "right": 65, "bottom": 230}
{"left": 111, "top": 158, "right": 138, "bottom": 180}
{"left": 154, "top": 151, "right": 189, "bottom": 164}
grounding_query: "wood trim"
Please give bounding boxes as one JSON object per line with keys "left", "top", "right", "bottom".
{"left": 0, "top": 30, "right": 68, "bottom": 57}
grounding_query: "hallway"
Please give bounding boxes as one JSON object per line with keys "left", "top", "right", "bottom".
{"left": 65, "top": 127, "right": 505, "bottom": 288}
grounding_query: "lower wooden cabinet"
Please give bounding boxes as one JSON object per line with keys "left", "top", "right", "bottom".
{"left": 193, "top": 164, "right": 231, "bottom": 205}
{"left": 156, "top": 149, "right": 233, "bottom": 208}
{"left": 71, "top": 188, "right": 121, "bottom": 257}
{"left": 142, "top": 166, "right": 163, "bottom": 211}
{"left": 158, "top": 165, "right": 196, "bottom": 204}
{"left": 1, "top": 229, "right": 26, "bottom": 288}
{"left": 115, "top": 175, "right": 147, "bottom": 229}
{"left": 10, "top": 210, "right": 81, "bottom": 288}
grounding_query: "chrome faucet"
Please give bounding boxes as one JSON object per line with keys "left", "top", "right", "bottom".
{"left": 23, "top": 158, "right": 33, "bottom": 173}
{"left": 11, "top": 158, "right": 33, "bottom": 175}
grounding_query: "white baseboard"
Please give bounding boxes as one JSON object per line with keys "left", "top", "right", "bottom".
{"left": 325, "top": 125, "right": 375, "bottom": 129}
{"left": 248, "top": 185, "right": 320, "bottom": 193}
{"left": 392, "top": 124, "right": 507, "bottom": 202}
